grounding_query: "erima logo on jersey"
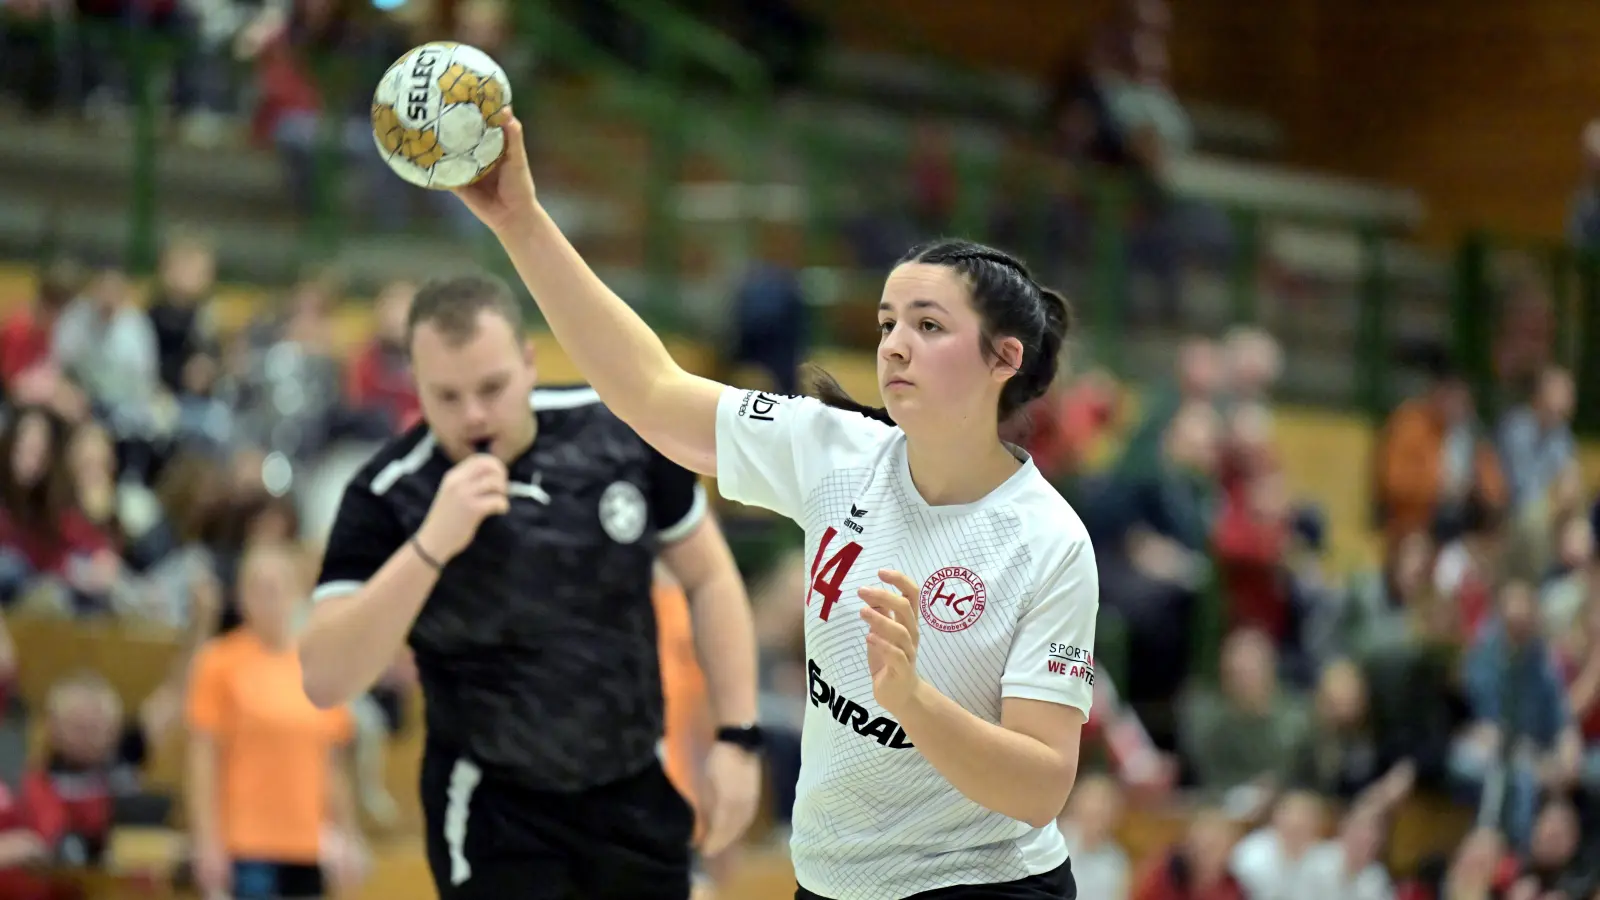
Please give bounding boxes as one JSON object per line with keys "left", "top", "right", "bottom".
{"left": 735, "top": 391, "right": 789, "bottom": 422}
{"left": 807, "top": 659, "right": 915, "bottom": 749}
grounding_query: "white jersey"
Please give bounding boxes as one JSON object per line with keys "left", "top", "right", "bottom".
{"left": 716, "top": 388, "right": 1099, "bottom": 900}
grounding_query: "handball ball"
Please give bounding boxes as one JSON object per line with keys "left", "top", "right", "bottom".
{"left": 371, "top": 42, "right": 512, "bottom": 191}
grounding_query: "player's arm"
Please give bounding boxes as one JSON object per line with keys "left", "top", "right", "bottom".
{"left": 653, "top": 459, "right": 758, "bottom": 729}
{"left": 467, "top": 125, "right": 724, "bottom": 475}
{"left": 894, "top": 546, "right": 1097, "bottom": 828}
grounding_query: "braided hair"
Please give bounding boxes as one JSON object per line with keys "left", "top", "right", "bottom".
{"left": 808, "top": 239, "right": 1073, "bottom": 427}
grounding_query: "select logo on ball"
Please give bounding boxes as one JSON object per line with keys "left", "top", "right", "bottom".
{"left": 371, "top": 42, "right": 513, "bottom": 191}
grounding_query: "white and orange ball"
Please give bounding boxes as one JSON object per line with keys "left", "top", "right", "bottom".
{"left": 371, "top": 42, "right": 512, "bottom": 190}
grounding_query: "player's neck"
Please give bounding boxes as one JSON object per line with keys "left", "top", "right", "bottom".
{"left": 904, "top": 434, "right": 1020, "bottom": 507}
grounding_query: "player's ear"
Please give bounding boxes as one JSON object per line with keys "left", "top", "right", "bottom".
{"left": 522, "top": 337, "right": 537, "bottom": 370}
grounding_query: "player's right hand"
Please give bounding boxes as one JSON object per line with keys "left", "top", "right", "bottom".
{"left": 452, "top": 116, "right": 537, "bottom": 235}
{"left": 417, "top": 454, "right": 511, "bottom": 562}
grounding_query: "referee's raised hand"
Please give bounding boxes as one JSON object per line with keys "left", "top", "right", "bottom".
{"left": 416, "top": 453, "right": 511, "bottom": 563}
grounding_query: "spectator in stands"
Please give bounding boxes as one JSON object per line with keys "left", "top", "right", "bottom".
{"left": 1375, "top": 354, "right": 1506, "bottom": 559}
{"left": 1119, "top": 337, "right": 1223, "bottom": 478}
{"left": 1294, "top": 804, "right": 1400, "bottom": 900}
{"left": 1337, "top": 531, "right": 1442, "bottom": 660}
{"left": 1234, "top": 763, "right": 1412, "bottom": 900}
{"left": 235, "top": 273, "right": 382, "bottom": 461}
{"left": 16, "top": 670, "right": 177, "bottom": 869}
{"left": 1507, "top": 797, "right": 1595, "bottom": 898}
{"left": 1453, "top": 580, "right": 1582, "bottom": 848}
{"left": 1178, "top": 628, "right": 1313, "bottom": 800}
{"left": 1537, "top": 510, "right": 1593, "bottom": 637}
{"left": 1132, "top": 808, "right": 1246, "bottom": 900}
{"left": 1213, "top": 454, "right": 1292, "bottom": 643}
{"left": 1220, "top": 328, "right": 1283, "bottom": 407}
{"left": 1505, "top": 464, "right": 1584, "bottom": 585}
{"left": 146, "top": 235, "right": 219, "bottom": 396}
{"left": 1398, "top": 827, "right": 1513, "bottom": 900}
{"left": 174, "top": 349, "right": 237, "bottom": 456}
{"left": 0, "top": 406, "right": 118, "bottom": 613}
{"left": 1005, "top": 367, "right": 1122, "bottom": 486}
{"left": 186, "top": 541, "right": 362, "bottom": 900}
{"left": 1558, "top": 591, "right": 1600, "bottom": 790}
{"left": 1228, "top": 791, "right": 1327, "bottom": 899}
{"left": 1299, "top": 658, "right": 1389, "bottom": 801}
{"left": 345, "top": 279, "right": 419, "bottom": 433}
{"left": 1058, "top": 774, "right": 1131, "bottom": 900}
{"left": 0, "top": 259, "right": 79, "bottom": 395}
{"left": 52, "top": 265, "right": 163, "bottom": 435}
{"left": 1087, "top": 400, "right": 1221, "bottom": 722}
{"left": 1496, "top": 366, "right": 1575, "bottom": 513}
{"left": 66, "top": 420, "right": 167, "bottom": 577}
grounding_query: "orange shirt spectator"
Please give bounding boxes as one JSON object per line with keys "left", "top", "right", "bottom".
{"left": 186, "top": 543, "right": 357, "bottom": 898}
{"left": 187, "top": 629, "right": 353, "bottom": 862}
{"left": 1374, "top": 366, "right": 1506, "bottom": 552}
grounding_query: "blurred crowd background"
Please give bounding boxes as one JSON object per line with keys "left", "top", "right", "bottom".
{"left": 2, "top": 0, "right": 1600, "bottom": 898}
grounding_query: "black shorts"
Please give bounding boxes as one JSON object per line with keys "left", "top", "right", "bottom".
{"left": 796, "top": 859, "right": 1076, "bottom": 900}
{"left": 231, "top": 860, "right": 325, "bottom": 899}
{"left": 421, "top": 741, "right": 696, "bottom": 900}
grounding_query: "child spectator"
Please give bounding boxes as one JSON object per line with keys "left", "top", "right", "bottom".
{"left": 186, "top": 541, "right": 362, "bottom": 900}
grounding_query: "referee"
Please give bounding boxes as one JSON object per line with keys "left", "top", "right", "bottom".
{"left": 297, "top": 276, "right": 763, "bottom": 900}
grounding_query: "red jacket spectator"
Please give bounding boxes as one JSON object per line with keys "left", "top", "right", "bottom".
{"left": 346, "top": 340, "right": 420, "bottom": 432}
{"left": 0, "top": 310, "right": 55, "bottom": 390}
{"left": 1213, "top": 476, "right": 1290, "bottom": 639}
{"left": 1008, "top": 375, "right": 1119, "bottom": 480}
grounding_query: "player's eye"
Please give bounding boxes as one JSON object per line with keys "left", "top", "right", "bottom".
{"left": 436, "top": 391, "right": 460, "bottom": 405}
{"left": 877, "top": 320, "right": 895, "bottom": 335}
{"left": 919, "top": 319, "right": 942, "bottom": 332}
{"left": 479, "top": 381, "right": 504, "bottom": 399}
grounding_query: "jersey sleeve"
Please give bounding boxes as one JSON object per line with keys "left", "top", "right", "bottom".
{"left": 313, "top": 476, "right": 407, "bottom": 604}
{"left": 714, "top": 387, "right": 885, "bottom": 519}
{"left": 648, "top": 443, "right": 708, "bottom": 544}
{"left": 1001, "top": 539, "right": 1099, "bottom": 717}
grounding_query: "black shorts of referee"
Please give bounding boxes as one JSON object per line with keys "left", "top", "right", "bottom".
{"left": 421, "top": 739, "right": 696, "bottom": 900}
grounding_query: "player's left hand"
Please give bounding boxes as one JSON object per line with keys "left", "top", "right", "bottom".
{"left": 699, "top": 741, "right": 761, "bottom": 858}
{"left": 860, "top": 569, "right": 922, "bottom": 716}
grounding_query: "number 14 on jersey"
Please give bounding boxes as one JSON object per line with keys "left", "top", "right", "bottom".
{"left": 807, "top": 526, "right": 863, "bottom": 622}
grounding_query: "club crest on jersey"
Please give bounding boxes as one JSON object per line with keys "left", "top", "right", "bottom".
{"left": 599, "top": 480, "right": 647, "bottom": 544}
{"left": 919, "top": 566, "right": 987, "bottom": 633}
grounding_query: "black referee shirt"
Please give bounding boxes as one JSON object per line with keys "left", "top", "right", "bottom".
{"left": 312, "top": 386, "right": 707, "bottom": 792}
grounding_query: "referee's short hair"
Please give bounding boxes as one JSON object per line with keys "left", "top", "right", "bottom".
{"left": 407, "top": 274, "right": 523, "bottom": 347}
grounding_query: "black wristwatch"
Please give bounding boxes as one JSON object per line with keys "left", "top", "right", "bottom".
{"left": 715, "top": 724, "right": 766, "bottom": 754}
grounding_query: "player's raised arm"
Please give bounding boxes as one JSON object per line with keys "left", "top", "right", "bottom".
{"left": 453, "top": 118, "right": 722, "bottom": 475}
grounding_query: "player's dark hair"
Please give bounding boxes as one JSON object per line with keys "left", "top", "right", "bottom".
{"left": 407, "top": 273, "right": 523, "bottom": 348}
{"left": 809, "top": 239, "right": 1073, "bottom": 427}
